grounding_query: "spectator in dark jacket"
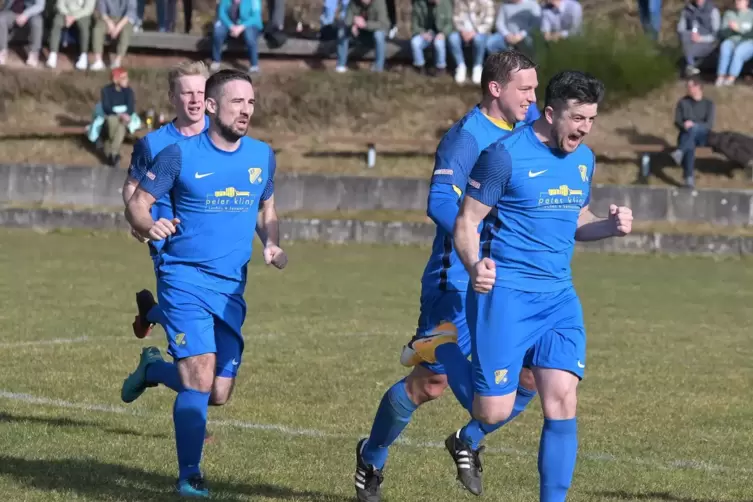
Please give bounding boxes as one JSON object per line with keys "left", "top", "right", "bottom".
{"left": 0, "top": 0, "right": 45, "bottom": 67}
{"left": 677, "top": 0, "right": 720, "bottom": 76}
{"left": 410, "top": 0, "right": 452, "bottom": 74}
{"left": 671, "top": 77, "right": 715, "bottom": 188}
{"left": 101, "top": 68, "right": 135, "bottom": 167}
{"left": 336, "top": 0, "right": 389, "bottom": 73}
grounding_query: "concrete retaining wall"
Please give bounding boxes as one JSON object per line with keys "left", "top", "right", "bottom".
{"left": 2, "top": 164, "right": 752, "bottom": 226}
{"left": 1, "top": 206, "right": 751, "bottom": 256}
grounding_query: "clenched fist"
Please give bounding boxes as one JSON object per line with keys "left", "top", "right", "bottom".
{"left": 471, "top": 257, "right": 496, "bottom": 294}
{"left": 148, "top": 218, "right": 180, "bottom": 241}
{"left": 609, "top": 204, "right": 633, "bottom": 237}
{"left": 263, "top": 245, "right": 287, "bottom": 269}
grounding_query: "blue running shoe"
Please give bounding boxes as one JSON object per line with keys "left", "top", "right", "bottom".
{"left": 121, "top": 346, "right": 163, "bottom": 403}
{"left": 176, "top": 475, "right": 209, "bottom": 498}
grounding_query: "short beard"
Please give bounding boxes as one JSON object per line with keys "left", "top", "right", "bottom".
{"left": 216, "top": 116, "right": 247, "bottom": 143}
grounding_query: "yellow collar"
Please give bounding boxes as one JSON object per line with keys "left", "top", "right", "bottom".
{"left": 482, "top": 113, "right": 513, "bottom": 131}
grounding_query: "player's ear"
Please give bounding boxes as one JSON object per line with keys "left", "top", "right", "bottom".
{"left": 544, "top": 106, "right": 555, "bottom": 125}
{"left": 487, "top": 81, "right": 501, "bottom": 99}
{"left": 205, "top": 97, "right": 218, "bottom": 115}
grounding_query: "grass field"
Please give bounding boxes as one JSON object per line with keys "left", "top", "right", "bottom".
{"left": 2, "top": 228, "right": 753, "bottom": 502}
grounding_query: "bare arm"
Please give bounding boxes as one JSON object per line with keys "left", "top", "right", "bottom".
{"left": 256, "top": 195, "right": 279, "bottom": 248}
{"left": 575, "top": 204, "right": 633, "bottom": 241}
{"left": 122, "top": 175, "right": 139, "bottom": 206}
{"left": 125, "top": 187, "right": 157, "bottom": 238}
{"left": 454, "top": 196, "right": 492, "bottom": 273}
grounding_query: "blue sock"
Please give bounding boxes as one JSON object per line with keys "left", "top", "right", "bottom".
{"left": 435, "top": 343, "right": 473, "bottom": 413}
{"left": 460, "top": 386, "right": 537, "bottom": 449}
{"left": 173, "top": 388, "right": 211, "bottom": 481}
{"left": 539, "top": 417, "right": 578, "bottom": 502}
{"left": 361, "top": 379, "right": 418, "bottom": 469}
{"left": 146, "top": 360, "right": 183, "bottom": 392}
{"left": 146, "top": 305, "right": 161, "bottom": 325}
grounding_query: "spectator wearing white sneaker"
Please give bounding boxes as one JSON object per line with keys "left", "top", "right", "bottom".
{"left": 715, "top": 0, "right": 753, "bottom": 86}
{"left": 448, "top": 0, "right": 496, "bottom": 85}
{"left": 541, "top": 0, "right": 582, "bottom": 42}
{"left": 0, "top": 0, "right": 44, "bottom": 67}
{"left": 47, "top": 0, "right": 96, "bottom": 70}
{"left": 90, "top": 0, "right": 136, "bottom": 70}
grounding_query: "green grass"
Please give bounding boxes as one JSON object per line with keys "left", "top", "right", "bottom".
{"left": 1, "top": 228, "right": 753, "bottom": 501}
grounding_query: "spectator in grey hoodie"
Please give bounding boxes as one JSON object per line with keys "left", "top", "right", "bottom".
{"left": 0, "top": 0, "right": 45, "bottom": 67}
{"left": 486, "top": 0, "right": 541, "bottom": 56}
{"left": 541, "top": 0, "right": 582, "bottom": 41}
{"left": 46, "top": 0, "right": 97, "bottom": 70}
{"left": 677, "top": 0, "right": 720, "bottom": 76}
{"left": 91, "top": 0, "right": 137, "bottom": 71}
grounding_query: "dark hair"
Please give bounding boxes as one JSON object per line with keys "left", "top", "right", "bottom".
{"left": 481, "top": 49, "right": 537, "bottom": 93}
{"left": 205, "top": 69, "right": 253, "bottom": 101}
{"left": 544, "top": 70, "right": 605, "bottom": 109}
{"left": 686, "top": 75, "right": 702, "bottom": 87}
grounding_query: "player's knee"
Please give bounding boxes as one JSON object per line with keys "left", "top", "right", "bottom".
{"left": 406, "top": 368, "right": 448, "bottom": 405}
{"left": 177, "top": 354, "right": 216, "bottom": 393}
{"left": 472, "top": 397, "right": 514, "bottom": 425}
{"left": 519, "top": 367, "right": 538, "bottom": 392}
{"left": 540, "top": 389, "right": 578, "bottom": 420}
{"left": 209, "top": 377, "right": 235, "bottom": 406}
{"left": 209, "top": 391, "right": 230, "bottom": 406}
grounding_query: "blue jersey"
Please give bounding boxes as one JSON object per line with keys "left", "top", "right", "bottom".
{"left": 466, "top": 125, "right": 595, "bottom": 292}
{"left": 129, "top": 117, "right": 210, "bottom": 254}
{"left": 420, "top": 105, "right": 539, "bottom": 292}
{"left": 138, "top": 131, "right": 276, "bottom": 294}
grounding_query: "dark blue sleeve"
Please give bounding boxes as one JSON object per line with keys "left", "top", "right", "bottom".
{"left": 101, "top": 86, "right": 113, "bottom": 115}
{"left": 139, "top": 144, "right": 182, "bottom": 201}
{"left": 465, "top": 141, "right": 512, "bottom": 207}
{"left": 524, "top": 105, "right": 540, "bottom": 123}
{"left": 427, "top": 183, "right": 461, "bottom": 234}
{"left": 431, "top": 129, "right": 481, "bottom": 192}
{"left": 128, "top": 137, "right": 153, "bottom": 180}
{"left": 126, "top": 88, "right": 135, "bottom": 116}
{"left": 261, "top": 147, "right": 276, "bottom": 201}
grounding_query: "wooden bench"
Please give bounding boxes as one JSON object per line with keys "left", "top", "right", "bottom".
{"left": 598, "top": 143, "right": 723, "bottom": 179}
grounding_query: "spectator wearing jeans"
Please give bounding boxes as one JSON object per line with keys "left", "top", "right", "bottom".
{"left": 0, "top": 0, "right": 44, "bottom": 67}
{"left": 46, "top": 0, "right": 96, "bottom": 70}
{"left": 100, "top": 67, "right": 135, "bottom": 167}
{"left": 677, "top": 0, "right": 720, "bottom": 76}
{"left": 410, "top": 0, "right": 452, "bottom": 75}
{"left": 486, "top": 0, "right": 541, "bottom": 56}
{"left": 448, "top": 0, "right": 496, "bottom": 85}
{"left": 541, "top": 0, "right": 582, "bottom": 41}
{"left": 91, "top": 0, "right": 137, "bottom": 70}
{"left": 321, "top": 0, "right": 349, "bottom": 39}
{"left": 211, "top": 0, "right": 263, "bottom": 73}
{"left": 638, "top": 0, "right": 663, "bottom": 41}
{"left": 336, "top": 0, "right": 389, "bottom": 73}
{"left": 715, "top": 0, "right": 753, "bottom": 86}
{"left": 671, "top": 77, "right": 715, "bottom": 189}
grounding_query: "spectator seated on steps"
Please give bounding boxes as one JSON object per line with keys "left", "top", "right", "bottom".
{"left": 410, "top": 0, "right": 453, "bottom": 76}
{"left": 715, "top": 0, "right": 753, "bottom": 86}
{"left": 448, "top": 0, "right": 496, "bottom": 85}
{"left": 91, "top": 0, "right": 137, "bottom": 71}
{"left": 540, "top": 0, "right": 582, "bottom": 43}
{"left": 677, "top": 0, "right": 720, "bottom": 77}
{"left": 670, "top": 76, "right": 715, "bottom": 189}
{"left": 46, "top": 0, "right": 96, "bottom": 70}
{"left": 486, "top": 0, "right": 541, "bottom": 57}
{"left": 87, "top": 68, "right": 141, "bottom": 168}
{"left": 211, "top": 0, "right": 263, "bottom": 74}
{"left": 335, "top": 0, "right": 390, "bottom": 73}
{"left": 0, "top": 0, "right": 44, "bottom": 67}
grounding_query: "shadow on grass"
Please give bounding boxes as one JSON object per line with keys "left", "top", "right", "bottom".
{"left": 0, "top": 455, "right": 353, "bottom": 501}
{"left": 594, "top": 490, "right": 753, "bottom": 502}
{"left": 0, "top": 411, "right": 167, "bottom": 439}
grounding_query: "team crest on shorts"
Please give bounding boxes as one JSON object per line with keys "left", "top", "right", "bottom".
{"left": 578, "top": 165, "right": 588, "bottom": 183}
{"left": 494, "top": 369, "right": 508, "bottom": 385}
{"left": 248, "top": 167, "right": 263, "bottom": 184}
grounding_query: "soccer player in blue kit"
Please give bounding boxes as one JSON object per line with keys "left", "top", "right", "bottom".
{"left": 354, "top": 50, "right": 540, "bottom": 502}
{"left": 121, "top": 61, "right": 210, "bottom": 340}
{"left": 431, "top": 70, "right": 633, "bottom": 501}
{"left": 122, "top": 69, "right": 287, "bottom": 498}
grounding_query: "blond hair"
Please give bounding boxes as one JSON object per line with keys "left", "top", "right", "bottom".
{"left": 168, "top": 61, "right": 210, "bottom": 94}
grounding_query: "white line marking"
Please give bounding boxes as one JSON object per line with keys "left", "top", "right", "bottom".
{"left": 0, "top": 389, "right": 747, "bottom": 475}
{"left": 0, "top": 336, "right": 125, "bottom": 348}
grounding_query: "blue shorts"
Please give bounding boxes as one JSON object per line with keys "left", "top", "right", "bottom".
{"left": 157, "top": 280, "right": 246, "bottom": 379}
{"left": 467, "top": 286, "right": 586, "bottom": 397}
{"left": 414, "top": 287, "right": 470, "bottom": 375}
